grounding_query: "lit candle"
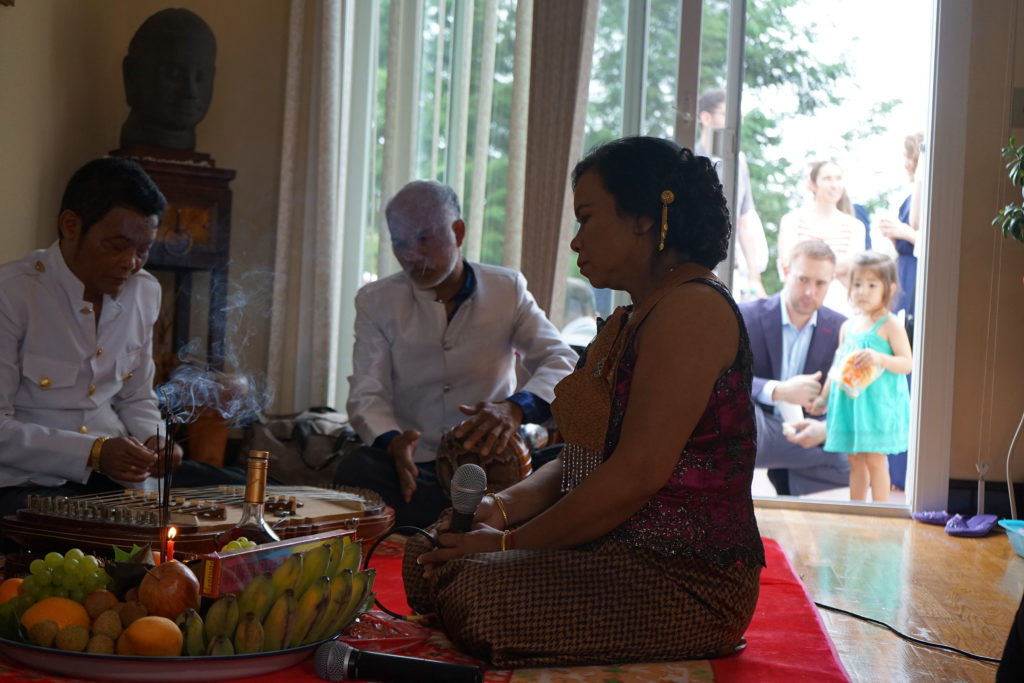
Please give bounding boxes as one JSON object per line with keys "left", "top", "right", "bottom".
{"left": 166, "top": 527, "right": 177, "bottom": 562}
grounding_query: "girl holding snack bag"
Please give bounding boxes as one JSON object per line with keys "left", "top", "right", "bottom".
{"left": 812, "top": 251, "right": 911, "bottom": 502}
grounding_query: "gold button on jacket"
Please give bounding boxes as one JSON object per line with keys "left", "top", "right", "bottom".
{"left": 38, "top": 377, "right": 51, "bottom": 389}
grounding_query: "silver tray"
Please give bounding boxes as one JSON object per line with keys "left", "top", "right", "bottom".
{"left": 0, "top": 635, "right": 326, "bottom": 682}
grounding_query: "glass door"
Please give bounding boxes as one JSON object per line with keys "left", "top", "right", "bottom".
{"left": 693, "top": 0, "right": 936, "bottom": 511}
{"left": 583, "top": 0, "right": 939, "bottom": 512}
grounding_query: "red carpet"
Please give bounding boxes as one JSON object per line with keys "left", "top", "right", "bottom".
{"left": 354, "top": 535, "right": 850, "bottom": 683}
{"left": 713, "top": 538, "right": 850, "bottom": 681}
{"left": 0, "top": 538, "right": 847, "bottom": 682}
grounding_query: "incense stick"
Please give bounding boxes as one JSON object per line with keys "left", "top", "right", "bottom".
{"left": 157, "top": 423, "right": 165, "bottom": 561}
{"left": 161, "top": 416, "right": 175, "bottom": 561}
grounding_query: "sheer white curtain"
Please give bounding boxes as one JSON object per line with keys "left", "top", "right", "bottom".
{"left": 501, "top": 0, "right": 533, "bottom": 270}
{"left": 520, "top": 0, "right": 599, "bottom": 322}
{"left": 267, "top": 0, "right": 376, "bottom": 414}
{"left": 267, "top": 0, "right": 598, "bottom": 412}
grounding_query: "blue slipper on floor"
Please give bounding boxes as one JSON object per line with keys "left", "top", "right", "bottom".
{"left": 913, "top": 510, "right": 952, "bottom": 525}
{"left": 945, "top": 513, "right": 998, "bottom": 537}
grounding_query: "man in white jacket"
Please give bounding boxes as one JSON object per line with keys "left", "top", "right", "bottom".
{"left": 0, "top": 158, "right": 242, "bottom": 539}
{"left": 338, "top": 180, "right": 578, "bottom": 528}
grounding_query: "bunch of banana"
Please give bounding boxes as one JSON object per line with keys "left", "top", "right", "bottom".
{"left": 176, "top": 536, "right": 375, "bottom": 656}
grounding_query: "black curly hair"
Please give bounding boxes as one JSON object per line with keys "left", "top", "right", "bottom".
{"left": 571, "top": 136, "right": 731, "bottom": 269}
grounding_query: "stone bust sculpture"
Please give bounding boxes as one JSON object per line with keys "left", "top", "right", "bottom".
{"left": 120, "top": 8, "right": 217, "bottom": 151}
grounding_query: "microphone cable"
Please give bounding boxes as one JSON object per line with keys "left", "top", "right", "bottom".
{"left": 362, "top": 524, "right": 440, "bottom": 621}
{"left": 361, "top": 466, "right": 485, "bottom": 621}
{"left": 813, "top": 601, "right": 1001, "bottom": 664}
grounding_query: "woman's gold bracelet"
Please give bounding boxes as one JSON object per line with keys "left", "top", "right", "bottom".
{"left": 88, "top": 436, "right": 108, "bottom": 474}
{"left": 490, "top": 493, "right": 510, "bottom": 530}
{"left": 501, "top": 529, "right": 512, "bottom": 551}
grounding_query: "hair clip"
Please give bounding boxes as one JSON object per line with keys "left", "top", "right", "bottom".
{"left": 659, "top": 190, "right": 675, "bottom": 251}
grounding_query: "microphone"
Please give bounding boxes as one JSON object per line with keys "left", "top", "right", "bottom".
{"left": 448, "top": 462, "right": 487, "bottom": 532}
{"left": 314, "top": 640, "right": 484, "bottom": 682}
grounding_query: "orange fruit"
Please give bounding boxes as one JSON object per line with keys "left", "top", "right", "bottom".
{"left": 116, "top": 616, "right": 182, "bottom": 657}
{"left": 0, "top": 578, "right": 24, "bottom": 604}
{"left": 19, "top": 597, "right": 90, "bottom": 631}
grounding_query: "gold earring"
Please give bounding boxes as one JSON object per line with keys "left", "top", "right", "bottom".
{"left": 659, "top": 190, "right": 675, "bottom": 251}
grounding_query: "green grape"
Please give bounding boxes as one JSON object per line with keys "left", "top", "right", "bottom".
{"left": 69, "top": 587, "right": 87, "bottom": 604}
{"left": 36, "top": 572, "right": 52, "bottom": 587}
{"left": 20, "top": 575, "right": 38, "bottom": 597}
{"left": 96, "top": 568, "right": 111, "bottom": 587}
{"left": 44, "top": 551, "right": 64, "bottom": 570}
{"left": 79, "top": 555, "right": 99, "bottom": 575}
{"left": 64, "top": 548, "right": 85, "bottom": 561}
{"left": 62, "top": 557, "right": 80, "bottom": 575}
{"left": 52, "top": 586, "right": 69, "bottom": 599}
{"left": 62, "top": 573, "right": 79, "bottom": 590}
{"left": 222, "top": 540, "right": 242, "bottom": 552}
{"left": 9, "top": 594, "right": 32, "bottom": 614}
{"left": 29, "top": 559, "right": 46, "bottom": 575}
{"left": 80, "top": 574, "right": 99, "bottom": 593}
{"left": 36, "top": 586, "right": 53, "bottom": 601}
{"left": 51, "top": 568, "right": 65, "bottom": 585}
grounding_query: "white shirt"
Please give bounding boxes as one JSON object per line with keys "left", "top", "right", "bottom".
{"left": 0, "top": 242, "right": 163, "bottom": 487}
{"left": 346, "top": 262, "right": 578, "bottom": 463}
{"left": 758, "top": 304, "right": 819, "bottom": 410}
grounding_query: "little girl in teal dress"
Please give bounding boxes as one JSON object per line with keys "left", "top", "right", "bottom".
{"left": 813, "top": 251, "right": 912, "bottom": 502}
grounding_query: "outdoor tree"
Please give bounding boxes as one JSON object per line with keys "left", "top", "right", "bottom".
{"left": 706, "top": 0, "right": 852, "bottom": 291}
{"left": 372, "top": 0, "right": 872, "bottom": 293}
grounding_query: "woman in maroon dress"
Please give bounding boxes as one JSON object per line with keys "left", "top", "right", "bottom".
{"left": 403, "top": 136, "right": 764, "bottom": 667}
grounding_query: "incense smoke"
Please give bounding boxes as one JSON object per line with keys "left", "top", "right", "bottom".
{"left": 156, "top": 269, "right": 274, "bottom": 427}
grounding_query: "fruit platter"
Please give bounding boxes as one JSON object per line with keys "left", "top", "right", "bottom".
{"left": 0, "top": 530, "right": 374, "bottom": 681}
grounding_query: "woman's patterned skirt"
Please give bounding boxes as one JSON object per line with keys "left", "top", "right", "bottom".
{"left": 402, "top": 531, "right": 761, "bottom": 668}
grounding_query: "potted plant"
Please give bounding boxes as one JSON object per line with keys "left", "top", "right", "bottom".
{"left": 993, "top": 136, "right": 1024, "bottom": 244}
{"left": 992, "top": 137, "right": 1024, "bottom": 527}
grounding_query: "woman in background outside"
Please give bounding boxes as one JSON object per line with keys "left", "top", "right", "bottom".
{"left": 872, "top": 132, "right": 924, "bottom": 493}
{"left": 777, "top": 159, "right": 866, "bottom": 316}
{"left": 876, "top": 132, "right": 925, "bottom": 334}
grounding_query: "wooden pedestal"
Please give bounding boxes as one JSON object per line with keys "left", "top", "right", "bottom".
{"left": 112, "top": 147, "right": 236, "bottom": 378}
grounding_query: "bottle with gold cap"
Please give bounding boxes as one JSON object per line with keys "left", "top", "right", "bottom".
{"left": 217, "top": 450, "right": 280, "bottom": 547}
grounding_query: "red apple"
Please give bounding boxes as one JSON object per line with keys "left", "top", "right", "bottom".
{"left": 138, "top": 561, "right": 201, "bottom": 620}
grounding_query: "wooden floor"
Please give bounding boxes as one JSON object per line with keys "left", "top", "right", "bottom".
{"left": 756, "top": 506, "right": 1019, "bottom": 683}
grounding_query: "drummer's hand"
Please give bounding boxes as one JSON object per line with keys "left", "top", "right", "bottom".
{"left": 143, "top": 435, "right": 184, "bottom": 475}
{"left": 387, "top": 430, "right": 420, "bottom": 502}
{"left": 453, "top": 400, "right": 523, "bottom": 456}
{"left": 416, "top": 524, "right": 504, "bottom": 579}
{"left": 99, "top": 436, "right": 158, "bottom": 482}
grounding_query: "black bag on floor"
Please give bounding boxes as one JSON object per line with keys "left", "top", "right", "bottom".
{"left": 240, "top": 407, "right": 363, "bottom": 487}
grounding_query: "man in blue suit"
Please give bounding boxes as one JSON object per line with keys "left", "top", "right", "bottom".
{"left": 739, "top": 240, "right": 850, "bottom": 496}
